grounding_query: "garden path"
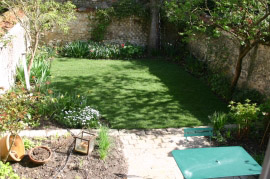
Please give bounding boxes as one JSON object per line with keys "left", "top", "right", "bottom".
{"left": 19, "top": 128, "right": 257, "bottom": 179}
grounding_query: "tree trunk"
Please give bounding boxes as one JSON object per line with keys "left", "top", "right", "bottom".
{"left": 27, "top": 32, "right": 39, "bottom": 76}
{"left": 230, "top": 45, "right": 253, "bottom": 96}
{"left": 148, "top": 0, "right": 159, "bottom": 55}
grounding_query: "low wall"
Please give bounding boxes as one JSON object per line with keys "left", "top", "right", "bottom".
{"left": 188, "top": 33, "right": 270, "bottom": 96}
{"left": 0, "top": 22, "right": 28, "bottom": 94}
{"left": 42, "top": 11, "right": 148, "bottom": 46}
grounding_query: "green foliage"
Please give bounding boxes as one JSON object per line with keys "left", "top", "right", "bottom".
{"left": 253, "top": 152, "right": 265, "bottom": 165}
{"left": 209, "top": 111, "right": 228, "bottom": 132}
{"left": 39, "top": 92, "right": 88, "bottom": 119}
{"left": 207, "top": 72, "right": 231, "bottom": 100}
{"left": 183, "top": 55, "right": 206, "bottom": 77}
{"left": 91, "top": 8, "right": 113, "bottom": 42}
{"left": 23, "top": 138, "right": 40, "bottom": 150}
{"left": 0, "top": 85, "right": 43, "bottom": 134}
{"left": 61, "top": 41, "right": 90, "bottom": 58}
{"left": 232, "top": 88, "right": 265, "bottom": 105}
{"left": 164, "top": 0, "right": 270, "bottom": 44}
{"left": 229, "top": 99, "right": 260, "bottom": 136}
{"left": 88, "top": 41, "right": 120, "bottom": 59}
{"left": 97, "top": 127, "right": 110, "bottom": 160}
{"left": 57, "top": 106, "right": 101, "bottom": 128}
{"left": 119, "top": 43, "right": 145, "bottom": 58}
{"left": 0, "top": 161, "right": 20, "bottom": 179}
{"left": 16, "top": 47, "right": 53, "bottom": 91}
{"left": 60, "top": 41, "right": 145, "bottom": 59}
{"left": 91, "top": 0, "right": 148, "bottom": 41}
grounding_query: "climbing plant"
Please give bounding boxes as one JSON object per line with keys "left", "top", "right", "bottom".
{"left": 91, "top": 0, "right": 149, "bottom": 41}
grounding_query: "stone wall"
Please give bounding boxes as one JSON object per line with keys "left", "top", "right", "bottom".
{"left": 42, "top": 11, "right": 148, "bottom": 46}
{"left": 0, "top": 22, "right": 28, "bottom": 94}
{"left": 188, "top": 33, "right": 270, "bottom": 96}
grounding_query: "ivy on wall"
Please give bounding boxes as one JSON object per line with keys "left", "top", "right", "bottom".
{"left": 90, "top": 0, "right": 149, "bottom": 42}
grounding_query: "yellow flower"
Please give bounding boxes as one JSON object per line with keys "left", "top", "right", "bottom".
{"left": 77, "top": 95, "right": 80, "bottom": 98}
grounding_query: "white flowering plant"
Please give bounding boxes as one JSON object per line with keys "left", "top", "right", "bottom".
{"left": 58, "top": 106, "right": 101, "bottom": 128}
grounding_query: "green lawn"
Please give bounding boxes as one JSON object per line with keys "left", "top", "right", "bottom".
{"left": 51, "top": 58, "right": 227, "bottom": 129}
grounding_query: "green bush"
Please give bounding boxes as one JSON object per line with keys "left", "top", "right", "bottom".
{"left": 184, "top": 55, "right": 206, "bottom": 77}
{"left": 0, "top": 85, "right": 44, "bottom": 133}
{"left": 97, "top": 126, "right": 111, "bottom": 160}
{"left": 232, "top": 88, "right": 265, "bottom": 105}
{"left": 61, "top": 41, "right": 90, "bottom": 58}
{"left": 88, "top": 41, "right": 120, "bottom": 59}
{"left": 0, "top": 161, "right": 20, "bottom": 179}
{"left": 119, "top": 43, "right": 145, "bottom": 58}
{"left": 208, "top": 72, "right": 231, "bottom": 100}
{"left": 60, "top": 41, "right": 145, "bottom": 59}
{"left": 57, "top": 106, "right": 101, "bottom": 128}
{"left": 229, "top": 99, "right": 260, "bottom": 137}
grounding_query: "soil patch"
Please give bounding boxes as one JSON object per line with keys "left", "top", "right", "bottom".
{"left": 30, "top": 147, "right": 50, "bottom": 161}
{"left": 12, "top": 135, "right": 127, "bottom": 179}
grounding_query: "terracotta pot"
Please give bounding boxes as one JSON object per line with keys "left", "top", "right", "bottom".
{"left": 29, "top": 146, "right": 52, "bottom": 164}
{"left": 0, "top": 134, "right": 25, "bottom": 162}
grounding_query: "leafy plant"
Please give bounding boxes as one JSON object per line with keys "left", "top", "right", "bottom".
{"left": 0, "top": 85, "right": 43, "bottom": 134}
{"left": 16, "top": 46, "right": 52, "bottom": 91}
{"left": 0, "top": 161, "right": 20, "bottom": 179}
{"left": 23, "top": 138, "right": 40, "bottom": 150}
{"left": 57, "top": 106, "right": 101, "bottom": 128}
{"left": 208, "top": 72, "right": 231, "bottom": 100}
{"left": 229, "top": 99, "right": 260, "bottom": 138}
{"left": 209, "top": 111, "right": 228, "bottom": 132}
{"left": 60, "top": 41, "right": 145, "bottom": 59}
{"left": 232, "top": 88, "right": 265, "bottom": 105}
{"left": 97, "top": 127, "right": 110, "bottom": 160}
{"left": 61, "top": 41, "right": 90, "bottom": 58}
{"left": 119, "top": 43, "right": 145, "bottom": 58}
{"left": 184, "top": 55, "right": 206, "bottom": 77}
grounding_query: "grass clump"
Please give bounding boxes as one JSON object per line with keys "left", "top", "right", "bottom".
{"left": 97, "top": 127, "right": 110, "bottom": 160}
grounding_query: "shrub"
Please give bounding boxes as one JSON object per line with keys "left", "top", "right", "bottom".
{"left": 208, "top": 72, "right": 231, "bottom": 100}
{"left": 119, "top": 43, "right": 145, "bottom": 58}
{"left": 57, "top": 106, "right": 101, "bottom": 128}
{"left": 0, "top": 85, "right": 43, "bottom": 134}
{"left": 23, "top": 138, "right": 40, "bottom": 150}
{"left": 60, "top": 41, "right": 145, "bottom": 59}
{"left": 183, "top": 55, "right": 206, "bottom": 77}
{"left": 229, "top": 99, "right": 260, "bottom": 137}
{"left": 97, "top": 126, "right": 110, "bottom": 160}
{"left": 232, "top": 88, "right": 265, "bottom": 105}
{"left": 88, "top": 41, "right": 120, "bottom": 59}
{"left": 0, "top": 161, "right": 20, "bottom": 179}
{"left": 61, "top": 41, "right": 89, "bottom": 58}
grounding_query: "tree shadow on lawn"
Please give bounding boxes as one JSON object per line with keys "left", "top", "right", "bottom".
{"left": 51, "top": 59, "right": 227, "bottom": 129}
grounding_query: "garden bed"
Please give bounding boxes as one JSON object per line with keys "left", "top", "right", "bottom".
{"left": 11, "top": 135, "right": 127, "bottom": 179}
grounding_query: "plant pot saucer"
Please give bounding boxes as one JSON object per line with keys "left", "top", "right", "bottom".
{"left": 29, "top": 146, "right": 52, "bottom": 164}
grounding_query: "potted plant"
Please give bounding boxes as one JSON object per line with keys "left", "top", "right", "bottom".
{"left": 0, "top": 87, "right": 40, "bottom": 162}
